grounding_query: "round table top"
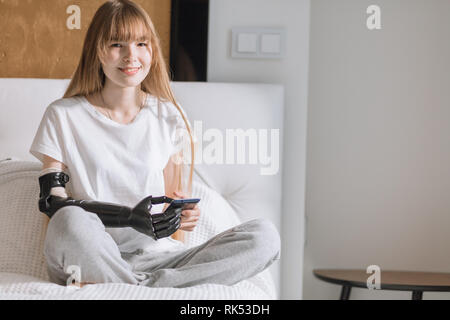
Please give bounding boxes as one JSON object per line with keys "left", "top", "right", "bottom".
{"left": 313, "top": 269, "right": 450, "bottom": 292}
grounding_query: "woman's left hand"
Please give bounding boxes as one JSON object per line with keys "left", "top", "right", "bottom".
{"left": 173, "top": 191, "right": 201, "bottom": 232}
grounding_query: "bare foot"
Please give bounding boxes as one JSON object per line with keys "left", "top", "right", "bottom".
{"left": 68, "top": 282, "right": 95, "bottom": 288}
{"left": 80, "top": 282, "right": 95, "bottom": 288}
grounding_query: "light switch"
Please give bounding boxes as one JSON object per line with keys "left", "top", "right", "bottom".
{"left": 237, "top": 33, "right": 258, "bottom": 53}
{"left": 231, "top": 27, "right": 285, "bottom": 59}
{"left": 261, "top": 34, "right": 281, "bottom": 54}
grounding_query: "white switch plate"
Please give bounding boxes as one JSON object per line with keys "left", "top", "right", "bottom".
{"left": 261, "top": 34, "right": 281, "bottom": 54}
{"left": 231, "top": 27, "right": 285, "bottom": 59}
{"left": 237, "top": 33, "right": 258, "bottom": 53}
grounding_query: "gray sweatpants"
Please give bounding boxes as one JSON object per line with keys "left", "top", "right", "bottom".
{"left": 44, "top": 206, "right": 281, "bottom": 288}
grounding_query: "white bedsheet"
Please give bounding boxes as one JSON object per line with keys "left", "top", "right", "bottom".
{"left": 0, "top": 271, "right": 274, "bottom": 300}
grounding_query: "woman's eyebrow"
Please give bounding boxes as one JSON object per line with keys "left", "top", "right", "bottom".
{"left": 109, "top": 39, "right": 149, "bottom": 43}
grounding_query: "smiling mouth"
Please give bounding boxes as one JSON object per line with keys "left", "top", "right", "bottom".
{"left": 118, "top": 66, "right": 142, "bottom": 75}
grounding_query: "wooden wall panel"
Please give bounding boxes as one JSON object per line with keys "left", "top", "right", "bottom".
{"left": 0, "top": 0, "right": 171, "bottom": 78}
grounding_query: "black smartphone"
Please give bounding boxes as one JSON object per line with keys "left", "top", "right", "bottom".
{"left": 164, "top": 198, "right": 200, "bottom": 212}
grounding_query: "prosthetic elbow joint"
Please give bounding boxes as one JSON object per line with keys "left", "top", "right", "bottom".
{"left": 38, "top": 171, "right": 70, "bottom": 218}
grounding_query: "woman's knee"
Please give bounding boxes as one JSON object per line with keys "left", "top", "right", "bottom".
{"left": 43, "top": 206, "right": 137, "bottom": 285}
{"left": 245, "top": 218, "right": 281, "bottom": 261}
{"left": 44, "top": 206, "right": 104, "bottom": 257}
{"left": 50, "top": 205, "right": 103, "bottom": 230}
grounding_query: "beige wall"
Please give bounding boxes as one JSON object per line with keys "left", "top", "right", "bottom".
{"left": 0, "top": 0, "right": 171, "bottom": 78}
{"left": 304, "top": 0, "right": 450, "bottom": 299}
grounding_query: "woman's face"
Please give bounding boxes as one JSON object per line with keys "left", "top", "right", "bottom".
{"left": 100, "top": 39, "right": 152, "bottom": 88}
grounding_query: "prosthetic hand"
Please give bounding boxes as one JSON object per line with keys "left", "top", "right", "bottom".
{"left": 38, "top": 170, "right": 181, "bottom": 240}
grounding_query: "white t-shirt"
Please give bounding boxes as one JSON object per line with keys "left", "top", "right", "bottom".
{"left": 30, "top": 93, "right": 188, "bottom": 254}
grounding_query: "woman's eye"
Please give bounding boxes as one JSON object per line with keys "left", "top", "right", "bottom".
{"left": 110, "top": 43, "right": 147, "bottom": 48}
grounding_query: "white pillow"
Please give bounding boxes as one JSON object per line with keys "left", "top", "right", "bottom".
{"left": 0, "top": 159, "right": 242, "bottom": 280}
{"left": 0, "top": 159, "right": 49, "bottom": 280}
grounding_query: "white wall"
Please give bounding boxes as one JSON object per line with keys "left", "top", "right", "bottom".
{"left": 207, "top": 0, "right": 311, "bottom": 299}
{"left": 305, "top": 0, "right": 450, "bottom": 299}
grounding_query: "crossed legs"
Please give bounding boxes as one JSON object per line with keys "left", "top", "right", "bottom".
{"left": 44, "top": 205, "right": 281, "bottom": 288}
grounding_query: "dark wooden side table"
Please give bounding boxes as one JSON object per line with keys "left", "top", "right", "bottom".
{"left": 313, "top": 269, "right": 450, "bottom": 300}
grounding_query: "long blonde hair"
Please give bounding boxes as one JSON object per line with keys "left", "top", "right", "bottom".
{"left": 63, "top": 0, "right": 194, "bottom": 239}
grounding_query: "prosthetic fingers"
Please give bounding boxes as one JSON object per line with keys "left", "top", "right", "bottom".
{"left": 38, "top": 170, "right": 181, "bottom": 240}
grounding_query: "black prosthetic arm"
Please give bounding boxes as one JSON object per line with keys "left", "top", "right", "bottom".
{"left": 38, "top": 172, "right": 181, "bottom": 240}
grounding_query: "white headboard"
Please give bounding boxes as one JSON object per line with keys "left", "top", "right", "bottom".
{"left": 0, "top": 78, "right": 284, "bottom": 291}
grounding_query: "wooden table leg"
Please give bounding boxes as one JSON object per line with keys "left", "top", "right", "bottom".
{"left": 411, "top": 291, "right": 423, "bottom": 300}
{"left": 340, "top": 285, "right": 352, "bottom": 300}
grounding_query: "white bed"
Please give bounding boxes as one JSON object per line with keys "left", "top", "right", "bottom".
{"left": 0, "top": 79, "right": 284, "bottom": 299}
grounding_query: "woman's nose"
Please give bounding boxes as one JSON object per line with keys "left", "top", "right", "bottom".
{"left": 123, "top": 44, "right": 138, "bottom": 62}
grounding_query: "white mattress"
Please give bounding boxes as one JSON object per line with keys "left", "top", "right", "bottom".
{"left": 0, "top": 272, "right": 274, "bottom": 300}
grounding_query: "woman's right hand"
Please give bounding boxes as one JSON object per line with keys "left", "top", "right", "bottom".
{"left": 130, "top": 195, "right": 182, "bottom": 240}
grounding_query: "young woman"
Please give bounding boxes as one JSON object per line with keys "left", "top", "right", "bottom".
{"left": 30, "top": 0, "right": 280, "bottom": 288}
